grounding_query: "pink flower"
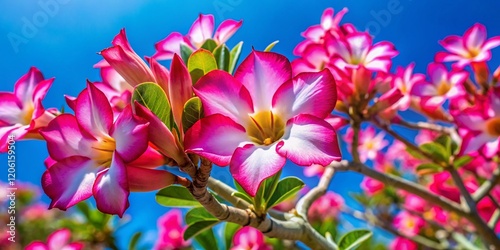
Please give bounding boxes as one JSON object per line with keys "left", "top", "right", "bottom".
{"left": 344, "top": 126, "right": 388, "bottom": 163}
{"left": 0, "top": 67, "right": 57, "bottom": 152}
{"left": 390, "top": 237, "right": 417, "bottom": 250}
{"left": 390, "top": 63, "right": 425, "bottom": 111}
{"left": 411, "top": 63, "right": 468, "bottom": 111}
{"left": 308, "top": 191, "right": 344, "bottom": 221}
{"left": 453, "top": 87, "right": 500, "bottom": 156}
{"left": 435, "top": 23, "right": 500, "bottom": 68}
{"left": 185, "top": 51, "right": 341, "bottom": 196}
{"left": 154, "top": 209, "right": 190, "bottom": 250}
{"left": 153, "top": 14, "right": 242, "bottom": 60}
{"left": 429, "top": 172, "right": 461, "bottom": 202}
{"left": 392, "top": 211, "right": 425, "bottom": 237}
{"left": 231, "top": 226, "right": 272, "bottom": 250}
{"left": 360, "top": 177, "right": 384, "bottom": 195}
{"left": 92, "top": 61, "right": 134, "bottom": 113}
{"left": 26, "top": 229, "right": 83, "bottom": 250}
{"left": 40, "top": 84, "right": 178, "bottom": 216}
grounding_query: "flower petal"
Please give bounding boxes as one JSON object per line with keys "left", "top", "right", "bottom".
{"left": 25, "top": 242, "right": 48, "bottom": 250}
{"left": 0, "top": 92, "right": 22, "bottom": 124}
{"left": 273, "top": 69, "right": 336, "bottom": 120}
{"left": 187, "top": 14, "right": 215, "bottom": 48}
{"left": 194, "top": 70, "right": 253, "bottom": 124}
{"left": 127, "top": 167, "right": 177, "bottom": 192}
{"left": 464, "top": 23, "right": 486, "bottom": 50}
{"left": 185, "top": 114, "right": 247, "bottom": 166}
{"left": 153, "top": 32, "right": 187, "bottom": 61}
{"left": 276, "top": 114, "right": 341, "bottom": 166}
{"left": 110, "top": 105, "right": 149, "bottom": 162}
{"left": 47, "top": 229, "right": 71, "bottom": 250}
{"left": 76, "top": 83, "right": 113, "bottom": 138}
{"left": 231, "top": 143, "right": 286, "bottom": 196}
{"left": 42, "top": 156, "right": 102, "bottom": 210}
{"left": 93, "top": 153, "right": 129, "bottom": 217}
{"left": 461, "top": 132, "right": 495, "bottom": 155}
{"left": 14, "top": 67, "right": 44, "bottom": 105}
{"left": 235, "top": 51, "right": 292, "bottom": 112}
{"left": 170, "top": 54, "right": 194, "bottom": 130}
{"left": 214, "top": 19, "right": 242, "bottom": 44}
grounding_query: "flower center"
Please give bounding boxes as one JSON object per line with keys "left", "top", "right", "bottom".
{"left": 92, "top": 137, "right": 116, "bottom": 167}
{"left": 246, "top": 111, "right": 285, "bottom": 146}
{"left": 485, "top": 117, "right": 500, "bottom": 137}
{"left": 21, "top": 103, "right": 35, "bottom": 125}
{"left": 437, "top": 81, "right": 452, "bottom": 96}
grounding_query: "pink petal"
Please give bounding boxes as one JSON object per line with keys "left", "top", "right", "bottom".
{"left": 0, "top": 92, "right": 22, "bottom": 124}
{"left": 169, "top": 54, "right": 193, "bottom": 130}
{"left": 25, "top": 242, "right": 48, "bottom": 250}
{"left": 461, "top": 132, "right": 495, "bottom": 155}
{"left": 439, "top": 35, "right": 467, "bottom": 56}
{"left": 153, "top": 32, "right": 186, "bottom": 61}
{"left": 421, "top": 96, "right": 445, "bottom": 111}
{"left": 230, "top": 143, "right": 286, "bottom": 196}
{"left": 411, "top": 81, "right": 436, "bottom": 97}
{"left": 365, "top": 42, "right": 398, "bottom": 64}
{"left": 194, "top": 70, "right": 254, "bottom": 124}
{"left": 65, "top": 95, "right": 77, "bottom": 111}
{"left": 48, "top": 229, "right": 71, "bottom": 249}
{"left": 276, "top": 114, "right": 341, "bottom": 166}
{"left": 434, "top": 52, "right": 463, "bottom": 63}
{"left": 234, "top": 51, "right": 292, "bottom": 112}
{"left": 302, "top": 25, "right": 325, "bottom": 41}
{"left": 32, "top": 78, "right": 54, "bottom": 107}
{"left": 483, "top": 36, "right": 500, "bottom": 50}
{"left": 75, "top": 83, "right": 113, "bottom": 139}
{"left": 427, "top": 63, "right": 448, "bottom": 85}
{"left": 302, "top": 44, "right": 330, "bottom": 70}
{"left": 464, "top": 23, "right": 487, "bottom": 50}
{"left": 128, "top": 145, "right": 169, "bottom": 169}
{"left": 42, "top": 156, "right": 102, "bottom": 210}
{"left": 93, "top": 153, "right": 129, "bottom": 217}
{"left": 454, "top": 113, "right": 486, "bottom": 131}
{"left": 272, "top": 69, "right": 336, "bottom": 121}
{"left": 40, "top": 114, "right": 96, "bottom": 160}
{"left": 110, "top": 105, "right": 149, "bottom": 163}
{"left": 185, "top": 114, "right": 247, "bottom": 166}
{"left": 187, "top": 14, "right": 215, "bottom": 48}
{"left": 214, "top": 19, "right": 242, "bottom": 44}
{"left": 0, "top": 125, "right": 27, "bottom": 153}
{"left": 148, "top": 57, "right": 170, "bottom": 98}
{"left": 100, "top": 46, "right": 155, "bottom": 87}
{"left": 127, "top": 167, "right": 177, "bottom": 192}
{"left": 14, "top": 67, "right": 44, "bottom": 105}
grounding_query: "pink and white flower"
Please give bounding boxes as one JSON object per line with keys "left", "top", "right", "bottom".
{"left": 435, "top": 23, "right": 500, "bottom": 68}
{"left": 231, "top": 226, "right": 272, "bottom": 250}
{"left": 308, "top": 191, "right": 344, "bottom": 221}
{"left": 392, "top": 211, "right": 425, "bottom": 237}
{"left": 154, "top": 209, "right": 190, "bottom": 250}
{"left": 360, "top": 177, "right": 384, "bottom": 195}
{"left": 0, "top": 67, "right": 58, "bottom": 152}
{"left": 344, "top": 126, "right": 388, "bottom": 163}
{"left": 185, "top": 51, "right": 341, "bottom": 196}
{"left": 40, "top": 84, "right": 179, "bottom": 216}
{"left": 390, "top": 237, "right": 417, "bottom": 250}
{"left": 390, "top": 63, "right": 425, "bottom": 111}
{"left": 153, "top": 14, "right": 242, "bottom": 60}
{"left": 26, "top": 229, "right": 83, "bottom": 250}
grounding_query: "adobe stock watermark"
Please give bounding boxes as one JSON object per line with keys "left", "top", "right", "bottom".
{"left": 213, "top": 0, "right": 243, "bottom": 20}
{"left": 364, "top": 0, "right": 412, "bottom": 37}
{"left": 7, "top": 0, "right": 71, "bottom": 53}
{"left": 6, "top": 135, "right": 16, "bottom": 243}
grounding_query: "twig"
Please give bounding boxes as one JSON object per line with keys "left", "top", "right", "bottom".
{"left": 395, "top": 119, "right": 452, "bottom": 134}
{"left": 472, "top": 167, "right": 500, "bottom": 202}
{"left": 296, "top": 164, "right": 336, "bottom": 219}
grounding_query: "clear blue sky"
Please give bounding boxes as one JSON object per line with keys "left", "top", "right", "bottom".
{"left": 1, "top": 0, "right": 500, "bottom": 248}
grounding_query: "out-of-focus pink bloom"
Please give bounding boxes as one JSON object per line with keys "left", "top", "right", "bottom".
{"left": 392, "top": 211, "right": 425, "bottom": 237}
{"left": 463, "top": 155, "right": 497, "bottom": 179}
{"left": 429, "top": 172, "right": 461, "bottom": 202}
{"left": 390, "top": 63, "right": 425, "bottom": 111}
{"left": 435, "top": 23, "right": 500, "bottom": 68}
{"left": 26, "top": 229, "right": 83, "bottom": 250}
{"left": 344, "top": 126, "right": 388, "bottom": 163}
{"left": 185, "top": 51, "right": 341, "bottom": 196}
{"left": 40, "top": 84, "right": 178, "bottom": 216}
{"left": 390, "top": 237, "right": 418, "bottom": 250}
{"left": 402, "top": 194, "right": 426, "bottom": 213}
{"left": 154, "top": 209, "right": 190, "bottom": 250}
{"left": 360, "top": 177, "right": 384, "bottom": 195}
{"left": 0, "top": 67, "right": 58, "bottom": 152}
{"left": 22, "top": 203, "right": 56, "bottom": 221}
{"left": 411, "top": 63, "right": 468, "bottom": 111}
{"left": 415, "top": 129, "right": 441, "bottom": 145}
{"left": 453, "top": 87, "right": 500, "bottom": 156}
{"left": 308, "top": 191, "right": 344, "bottom": 221}
{"left": 231, "top": 226, "right": 271, "bottom": 250}
{"left": 153, "top": 14, "right": 242, "bottom": 60}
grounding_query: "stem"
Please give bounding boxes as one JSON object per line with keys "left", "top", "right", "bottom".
{"left": 351, "top": 121, "right": 361, "bottom": 163}
{"left": 473, "top": 167, "right": 500, "bottom": 202}
{"left": 296, "top": 164, "right": 336, "bottom": 219}
{"left": 395, "top": 119, "right": 452, "bottom": 134}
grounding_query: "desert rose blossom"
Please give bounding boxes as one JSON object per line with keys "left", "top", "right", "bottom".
{"left": 360, "top": 177, "right": 384, "bottom": 195}
{"left": 308, "top": 191, "right": 344, "bottom": 221}
{"left": 390, "top": 237, "right": 418, "bottom": 250}
{"left": 40, "top": 84, "right": 180, "bottom": 216}
{"left": 0, "top": 67, "right": 58, "bottom": 152}
{"left": 26, "top": 229, "right": 84, "bottom": 250}
{"left": 153, "top": 14, "right": 242, "bottom": 60}
{"left": 185, "top": 51, "right": 341, "bottom": 196}
{"left": 344, "top": 126, "right": 388, "bottom": 163}
{"left": 92, "top": 61, "right": 133, "bottom": 113}
{"left": 231, "top": 226, "right": 272, "bottom": 250}
{"left": 392, "top": 211, "right": 425, "bottom": 237}
{"left": 154, "top": 209, "right": 190, "bottom": 250}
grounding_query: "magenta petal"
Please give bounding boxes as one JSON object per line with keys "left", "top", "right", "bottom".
{"left": 231, "top": 144, "right": 286, "bottom": 196}
{"left": 25, "top": 242, "right": 48, "bottom": 250}
{"left": 195, "top": 70, "right": 254, "bottom": 124}
{"left": 47, "top": 229, "right": 71, "bottom": 249}
{"left": 93, "top": 153, "right": 129, "bottom": 217}
{"left": 411, "top": 81, "right": 436, "bottom": 97}
{"left": 110, "top": 105, "right": 149, "bottom": 163}
{"left": 277, "top": 114, "right": 341, "bottom": 166}
{"left": 32, "top": 78, "right": 54, "bottom": 106}
{"left": 0, "top": 125, "right": 26, "bottom": 153}
{"left": 42, "top": 156, "right": 102, "bottom": 210}
{"left": 272, "top": 69, "right": 336, "bottom": 120}
{"left": 170, "top": 54, "right": 194, "bottom": 130}
{"left": 235, "top": 51, "right": 292, "bottom": 112}
{"left": 76, "top": 83, "right": 113, "bottom": 138}
{"left": 153, "top": 32, "right": 186, "bottom": 60}
{"left": 187, "top": 14, "right": 215, "bottom": 48}
{"left": 464, "top": 23, "right": 486, "bottom": 50}
{"left": 14, "top": 67, "right": 44, "bottom": 104}
{"left": 185, "top": 114, "right": 247, "bottom": 167}
{"left": 461, "top": 132, "right": 494, "bottom": 155}
{"left": 0, "top": 92, "right": 22, "bottom": 124}
{"left": 214, "top": 19, "right": 242, "bottom": 44}
{"left": 101, "top": 46, "right": 155, "bottom": 87}
{"left": 127, "top": 167, "right": 177, "bottom": 192}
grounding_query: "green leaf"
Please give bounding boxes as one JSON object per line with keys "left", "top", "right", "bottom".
{"left": 416, "top": 163, "right": 444, "bottom": 175}
{"left": 213, "top": 45, "right": 231, "bottom": 72}
{"left": 180, "top": 43, "right": 194, "bottom": 64}
{"left": 156, "top": 186, "right": 201, "bottom": 207}
{"left": 267, "top": 177, "right": 305, "bottom": 209}
{"left": 128, "top": 232, "right": 142, "bottom": 250}
{"left": 454, "top": 155, "right": 472, "bottom": 168}
{"left": 201, "top": 39, "right": 218, "bottom": 52}
{"left": 229, "top": 41, "right": 243, "bottom": 74}
{"left": 338, "top": 229, "right": 373, "bottom": 250}
{"left": 194, "top": 228, "right": 218, "bottom": 250}
{"left": 452, "top": 232, "right": 482, "bottom": 250}
{"left": 420, "top": 142, "right": 449, "bottom": 163}
{"left": 186, "top": 207, "right": 217, "bottom": 225}
{"left": 187, "top": 49, "right": 218, "bottom": 84}
{"left": 184, "top": 220, "right": 220, "bottom": 240}
{"left": 182, "top": 97, "right": 204, "bottom": 132}
{"left": 232, "top": 191, "right": 254, "bottom": 205}
{"left": 224, "top": 222, "right": 240, "bottom": 250}
{"left": 406, "top": 146, "right": 425, "bottom": 160}
{"left": 132, "top": 82, "right": 174, "bottom": 129}
{"left": 264, "top": 40, "right": 279, "bottom": 52}
{"left": 263, "top": 170, "right": 282, "bottom": 204}
{"left": 75, "top": 201, "right": 91, "bottom": 220}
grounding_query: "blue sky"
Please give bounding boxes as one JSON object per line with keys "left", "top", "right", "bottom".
{"left": 1, "top": 0, "right": 500, "bottom": 248}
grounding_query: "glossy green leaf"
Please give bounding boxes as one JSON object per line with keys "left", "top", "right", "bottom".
{"left": 128, "top": 232, "right": 142, "bottom": 250}
{"left": 187, "top": 49, "right": 218, "bottom": 84}
{"left": 454, "top": 155, "right": 473, "bottom": 168}
{"left": 264, "top": 40, "right": 279, "bottom": 52}
{"left": 180, "top": 43, "right": 194, "bottom": 64}
{"left": 338, "top": 229, "right": 373, "bottom": 250}
{"left": 416, "top": 163, "right": 443, "bottom": 175}
{"left": 213, "top": 44, "right": 231, "bottom": 72}
{"left": 232, "top": 191, "right": 254, "bottom": 205}
{"left": 229, "top": 41, "right": 243, "bottom": 74}
{"left": 406, "top": 147, "right": 425, "bottom": 160}
{"left": 182, "top": 97, "right": 204, "bottom": 132}
{"left": 132, "top": 82, "right": 174, "bottom": 129}
{"left": 224, "top": 222, "right": 240, "bottom": 250}
{"left": 184, "top": 220, "right": 220, "bottom": 240}
{"left": 267, "top": 177, "right": 305, "bottom": 209}
{"left": 156, "top": 186, "right": 201, "bottom": 207}
{"left": 263, "top": 170, "right": 282, "bottom": 204}
{"left": 186, "top": 207, "right": 217, "bottom": 225}
{"left": 195, "top": 228, "right": 218, "bottom": 250}
{"left": 420, "top": 142, "right": 449, "bottom": 163}
{"left": 201, "top": 39, "right": 218, "bottom": 52}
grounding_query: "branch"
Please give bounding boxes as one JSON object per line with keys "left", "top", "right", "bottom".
{"left": 296, "top": 164, "right": 336, "bottom": 219}
{"left": 473, "top": 167, "right": 500, "bottom": 202}
{"left": 207, "top": 177, "right": 251, "bottom": 209}
{"left": 395, "top": 119, "right": 452, "bottom": 134}
{"left": 449, "top": 168, "right": 477, "bottom": 213}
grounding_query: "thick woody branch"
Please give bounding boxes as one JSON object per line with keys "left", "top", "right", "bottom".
{"left": 296, "top": 164, "right": 336, "bottom": 219}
